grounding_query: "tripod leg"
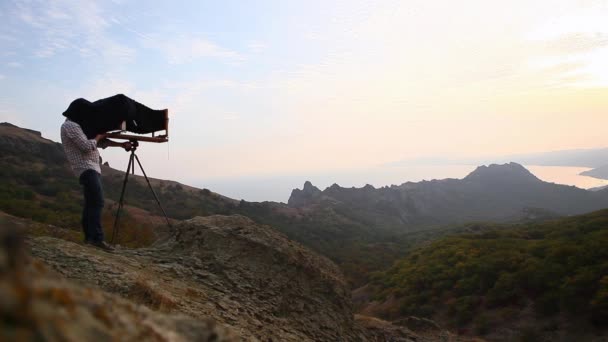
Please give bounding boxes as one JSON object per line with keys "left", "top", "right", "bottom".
{"left": 133, "top": 153, "right": 172, "bottom": 227}
{"left": 111, "top": 152, "right": 134, "bottom": 244}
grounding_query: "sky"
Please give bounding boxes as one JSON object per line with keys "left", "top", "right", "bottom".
{"left": 1, "top": 0, "right": 608, "bottom": 201}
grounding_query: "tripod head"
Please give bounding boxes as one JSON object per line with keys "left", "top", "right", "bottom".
{"left": 126, "top": 139, "right": 139, "bottom": 152}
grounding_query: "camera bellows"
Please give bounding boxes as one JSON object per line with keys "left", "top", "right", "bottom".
{"left": 62, "top": 94, "right": 168, "bottom": 139}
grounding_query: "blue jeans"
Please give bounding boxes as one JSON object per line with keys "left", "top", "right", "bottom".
{"left": 79, "top": 169, "right": 105, "bottom": 243}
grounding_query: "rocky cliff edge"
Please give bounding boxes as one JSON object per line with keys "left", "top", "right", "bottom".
{"left": 3, "top": 211, "right": 454, "bottom": 341}
{"left": 8, "top": 213, "right": 367, "bottom": 341}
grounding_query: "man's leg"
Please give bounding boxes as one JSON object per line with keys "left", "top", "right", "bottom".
{"left": 79, "top": 173, "right": 91, "bottom": 243}
{"left": 81, "top": 170, "right": 108, "bottom": 246}
{"left": 81, "top": 206, "right": 90, "bottom": 242}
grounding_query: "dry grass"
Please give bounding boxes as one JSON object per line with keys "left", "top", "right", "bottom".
{"left": 1, "top": 212, "right": 81, "bottom": 243}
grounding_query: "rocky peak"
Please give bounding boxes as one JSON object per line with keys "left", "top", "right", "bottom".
{"left": 328, "top": 183, "right": 342, "bottom": 190}
{"left": 302, "top": 180, "right": 318, "bottom": 192}
{"left": 288, "top": 181, "right": 322, "bottom": 207}
{"left": 464, "top": 162, "right": 540, "bottom": 184}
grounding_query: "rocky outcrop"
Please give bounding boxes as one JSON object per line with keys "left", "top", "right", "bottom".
{"left": 0, "top": 225, "right": 236, "bottom": 341}
{"left": 288, "top": 180, "right": 323, "bottom": 206}
{"left": 25, "top": 214, "right": 369, "bottom": 341}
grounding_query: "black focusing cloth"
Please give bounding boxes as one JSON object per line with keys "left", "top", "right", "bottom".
{"left": 62, "top": 94, "right": 166, "bottom": 139}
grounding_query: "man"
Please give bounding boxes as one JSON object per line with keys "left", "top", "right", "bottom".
{"left": 61, "top": 118, "right": 131, "bottom": 251}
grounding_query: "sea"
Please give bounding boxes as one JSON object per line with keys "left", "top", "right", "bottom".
{"left": 197, "top": 165, "right": 608, "bottom": 203}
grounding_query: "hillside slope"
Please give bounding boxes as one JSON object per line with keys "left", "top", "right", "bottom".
{"left": 361, "top": 209, "right": 608, "bottom": 341}
{"left": 0, "top": 122, "right": 238, "bottom": 244}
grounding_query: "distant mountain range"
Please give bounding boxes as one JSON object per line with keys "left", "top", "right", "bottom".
{"left": 581, "top": 164, "right": 608, "bottom": 180}
{"left": 288, "top": 162, "right": 608, "bottom": 227}
{"left": 492, "top": 148, "right": 608, "bottom": 168}
{"left": 390, "top": 147, "right": 608, "bottom": 181}
{"left": 393, "top": 147, "right": 608, "bottom": 167}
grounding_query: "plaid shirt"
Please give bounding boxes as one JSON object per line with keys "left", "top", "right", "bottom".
{"left": 60, "top": 119, "right": 108, "bottom": 177}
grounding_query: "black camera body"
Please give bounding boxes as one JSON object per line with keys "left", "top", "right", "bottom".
{"left": 63, "top": 94, "right": 169, "bottom": 143}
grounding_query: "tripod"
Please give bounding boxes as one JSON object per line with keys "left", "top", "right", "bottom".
{"left": 111, "top": 140, "right": 171, "bottom": 244}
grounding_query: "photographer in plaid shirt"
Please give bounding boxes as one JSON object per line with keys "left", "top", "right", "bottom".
{"left": 61, "top": 118, "right": 132, "bottom": 252}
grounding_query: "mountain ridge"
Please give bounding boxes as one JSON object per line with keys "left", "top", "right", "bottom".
{"left": 287, "top": 162, "right": 608, "bottom": 222}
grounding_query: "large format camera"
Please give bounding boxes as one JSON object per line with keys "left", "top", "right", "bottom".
{"left": 63, "top": 94, "right": 169, "bottom": 143}
{"left": 62, "top": 94, "right": 172, "bottom": 243}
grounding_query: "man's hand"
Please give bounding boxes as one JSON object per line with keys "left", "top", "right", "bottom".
{"left": 95, "top": 134, "right": 107, "bottom": 142}
{"left": 98, "top": 138, "right": 134, "bottom": 150}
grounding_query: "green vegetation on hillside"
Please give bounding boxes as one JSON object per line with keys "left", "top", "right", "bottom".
{"left": 0, "top": 140, "right": 162, "bottom": 247}
{"left": 102, "top": 171, "right": 235, "bottom": 219}
{"left": 0, "top": 154, "right": 82, "bottom": 228}
{"left": 371, "top": 210, "right": 608, "bottom": 334}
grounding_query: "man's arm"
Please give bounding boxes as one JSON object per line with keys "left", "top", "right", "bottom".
{"left": 99, "top": 138, "right": 132, "bottom": 151}
{"left": 62, "top": 121, "right": 106, "bottom": 152}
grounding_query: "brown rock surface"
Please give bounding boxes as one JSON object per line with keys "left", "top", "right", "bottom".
{"left": 0, "top": 225, "right": 236, "bottom": 342}
{"left": 25, "top": 214, "right": 368, "bottom": 341}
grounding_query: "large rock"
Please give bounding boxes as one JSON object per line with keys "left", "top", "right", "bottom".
{"left": 156, "top": 214, "right": 361, "bottom": 340}
{"left": 27, "top": 214, "right": 367, "bottom": 341}
{"left": 0, "top": 225, "right": 236, "bottom": 342}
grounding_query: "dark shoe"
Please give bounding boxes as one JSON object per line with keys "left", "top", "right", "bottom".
{"left": 91, "top": 241, "right": 115, "bottom": 252}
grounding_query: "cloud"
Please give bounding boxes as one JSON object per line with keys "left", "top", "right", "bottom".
{"left": 11, "top": 0, "right": 134, "bottom": 64}
{"left": 7, "top": 62, "right": 22, "bottom": 68}
{"left": 527, "top": 32, "right": 608, "bottom": 87}
{"left": 150, "top": 34, "right": 243, "bottom": 65}
{"left": 0, "top": 33, "right": 17, "bottom": 42}
{"left": 537, "top": 33, "right": 608, "bottom": 56}
{"left": 220, "top": 113, "right": 240, "bottom": 120}
{"left": 247, "top": 41, "right": 267, "bottom": 53}
{"left": 78, "top": 75, "right": 136, "bottom": 100}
